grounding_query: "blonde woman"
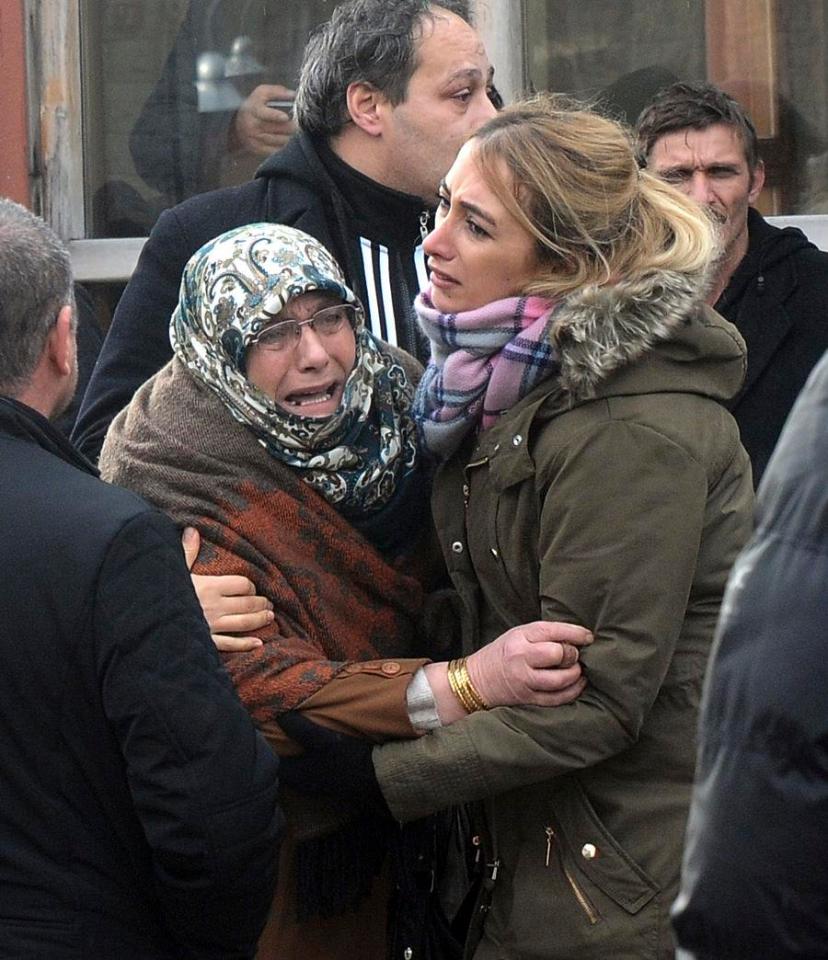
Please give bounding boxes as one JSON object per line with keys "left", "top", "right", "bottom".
{"left": 283, "top": 97, "right": 755, "bottom": 959}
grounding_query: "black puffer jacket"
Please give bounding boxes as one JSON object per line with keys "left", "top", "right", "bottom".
{"left": 672, "top": 348, "right": 828, "bottom": 959}
{"left": 0, "top": 397, "right": 281, "bottom": 959}
{"left": 716, "top": 208, "right": 828, "bottom": 485}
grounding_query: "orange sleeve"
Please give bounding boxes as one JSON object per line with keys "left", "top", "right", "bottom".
{"left": 259, "top": 657, "right": 431, "bottom": 755}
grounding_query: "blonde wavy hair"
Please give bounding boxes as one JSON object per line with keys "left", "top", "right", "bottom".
{"left": 470, "top": 94, "right": 717, "bottom": 299}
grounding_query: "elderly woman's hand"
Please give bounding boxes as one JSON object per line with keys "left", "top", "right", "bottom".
{"left": 182, "top": 527, "right": 273, "bottom": 652}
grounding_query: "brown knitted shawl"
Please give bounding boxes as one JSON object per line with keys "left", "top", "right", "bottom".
{"left": 99, "top": 358, "right": 426, "bottom": 725}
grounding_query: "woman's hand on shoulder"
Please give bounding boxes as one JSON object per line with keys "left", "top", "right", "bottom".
{"left": 182, "top": 527, "right": 273, "bottom": 652}
{"left": 467, "top": 620, "right": 592, "bottom": 709}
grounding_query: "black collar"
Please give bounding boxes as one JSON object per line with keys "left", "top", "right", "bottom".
{"left": 313, "top": 137, "right": 431, "bottom": 244}
{"left": 716, "top": 208, "right": 812, "bottom": 312}
{"left": 0, "top": 396, "right": 97, "bottom": 476}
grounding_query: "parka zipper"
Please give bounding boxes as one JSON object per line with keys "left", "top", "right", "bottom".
{"left": 544, "top": 826, "right": 599, "bottom": 925}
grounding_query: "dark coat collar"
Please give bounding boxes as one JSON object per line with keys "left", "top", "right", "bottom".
{"left": 717, "top": 208, "right": 812, "bottom": 314}
{"left": 717, "top": 209, "right": 812, "bottom": 401}
{"left": 0, "top": 396, "right": 97, "bottom": 476}
{"left": 255, "top": 133, "right": 428, "bottom": 245}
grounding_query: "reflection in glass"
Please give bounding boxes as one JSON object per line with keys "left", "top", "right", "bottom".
{"left": 524, "top": 0, "right": 828, "bottom": 215}
{"left": 80, "top": 0, "right": 828, "bottom": 237}
{"left": 82, "top": 0, "right": 335, "bottom": 238}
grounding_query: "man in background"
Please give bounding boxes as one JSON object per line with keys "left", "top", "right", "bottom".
{"left": 0, "top": 197, "right": 281, "bottom": 959}
{"left": 637, "top": 81, "right": 828, "bottom": 485}
{"left": 73, "top": 0, "right": 498, "bottom": 461}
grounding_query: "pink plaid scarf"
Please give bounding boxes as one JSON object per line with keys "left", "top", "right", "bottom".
{"left": 413, "top": 288, "right": 560, "bottom": 459}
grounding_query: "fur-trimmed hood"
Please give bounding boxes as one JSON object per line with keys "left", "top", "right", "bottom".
{"left": 553, "top": 268, "right": 713, "bottom": 401}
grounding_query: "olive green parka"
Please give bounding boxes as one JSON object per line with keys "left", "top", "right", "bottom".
{"left": 374, "top": 270, "right": 754, "bottom": 960}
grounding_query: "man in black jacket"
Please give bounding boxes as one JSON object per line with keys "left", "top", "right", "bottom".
{"left": 0, "top": 197, "right": 281, "bottom": 959}
{"left": 671, "top": 349, "right": 828, "bottom": 960}
{"left": 73, "top": 0, "right": 497, "bottom": 462}
{"left": 637, "top": 81, "right": 828, "bottom": 485}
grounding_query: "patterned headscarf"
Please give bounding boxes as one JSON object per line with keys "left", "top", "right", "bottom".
{"left": 171, "top": 223, "right": 419, "bottom": 525}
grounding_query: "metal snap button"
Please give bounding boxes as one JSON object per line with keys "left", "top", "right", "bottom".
{"left": 381, "top": 662, "right": 401, "bottom": 675}
{"left": 451, "top": 540, "right": 464, "bottom": 554}
{"left": 512, "top": 434, "right": 523, "bottom": 446}
{"left": 581, "top": 843, "right": 598, "bottom": 860}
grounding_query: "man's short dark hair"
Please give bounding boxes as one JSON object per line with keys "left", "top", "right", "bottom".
{"left": 295, "top": 0, "right": 474, "bottom": 138}
{"left": 0, "top": 199, "right": 73, "bottom": 396}
{"left": 635, "top": 81, "right": 761, "bottom": 171}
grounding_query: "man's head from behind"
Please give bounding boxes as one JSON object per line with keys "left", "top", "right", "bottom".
{"left": 295, "top": 0, "right": 496, "bottom": 202}
{"left": 636, "top": 82, "right": 765, "bottom": 265}
{"left": 0, "top": 198, "right": 76, "bottom": 418}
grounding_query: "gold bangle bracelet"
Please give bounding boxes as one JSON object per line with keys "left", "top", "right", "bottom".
{"left": 447, "top": 658, "right": 474, "bottom": 713}
{"left": 447, "top": 657, "right": 489, "bottom": 714}
{"left": 457, "top": 657, "right": 489, "bottom": 711}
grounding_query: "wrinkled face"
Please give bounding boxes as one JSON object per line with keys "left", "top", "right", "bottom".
{"left": 379, "top": 7, "right": 497, "bottom": 202}
{"left": 647, "top": 123, "right": 764, "bottom": 260}
{"left": 245, "top": 291, "right": 357, "bottom": 418}
{"left": 423, "top": 140, "right": 540, "bottom": 313}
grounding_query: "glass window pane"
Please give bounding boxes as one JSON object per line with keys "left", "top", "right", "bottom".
{"left": 525, "top": 0, "right": 706, "bottom": 124}
{"left": 775, "top": 2, "right": 828, "bottom": 212}
{"left": 81, "top": 0, "right": 336, "bottom": 237}
{"left": 78, "top": 0, "right": 828, "bottom": 231}
{"left": 524, "top": 0, "right": 828, "bottom": 215}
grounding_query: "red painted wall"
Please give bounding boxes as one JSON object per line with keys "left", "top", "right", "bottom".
{"left": 0, "top": 0, "right": 31, "bottom": 206}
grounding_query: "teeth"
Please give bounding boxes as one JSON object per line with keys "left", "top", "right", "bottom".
{"left": 289, "top": 387, "right": 334, "bottom": 406}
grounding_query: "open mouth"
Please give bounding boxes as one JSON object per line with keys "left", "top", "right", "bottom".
{"left": 283, "top": 383, "right": 339, "bottom": 409}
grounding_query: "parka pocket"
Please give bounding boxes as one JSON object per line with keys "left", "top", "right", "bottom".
{"left": 544, "top": 823, "right": 600, "bottom": 924}
{"left": 491, "top": 778, "right": 667, "bottom": 958}
{"left": 549, "top": 780, "right": 660, "bottom": 917}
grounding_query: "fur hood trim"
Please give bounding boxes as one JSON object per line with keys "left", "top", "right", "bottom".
{"left": 552, "top": 268, "right": 708, "bottom": 401}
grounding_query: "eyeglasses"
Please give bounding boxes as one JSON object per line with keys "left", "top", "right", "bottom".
{"left": 249, "top": 303, "right": 358, "bottom": 353}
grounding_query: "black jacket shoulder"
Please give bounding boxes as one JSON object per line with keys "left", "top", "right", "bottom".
{"left": 716, "top": 209, "right": 828, "bottom": 486}
{"left": 0, "top": 403, "right": 281, "bottom": 958}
